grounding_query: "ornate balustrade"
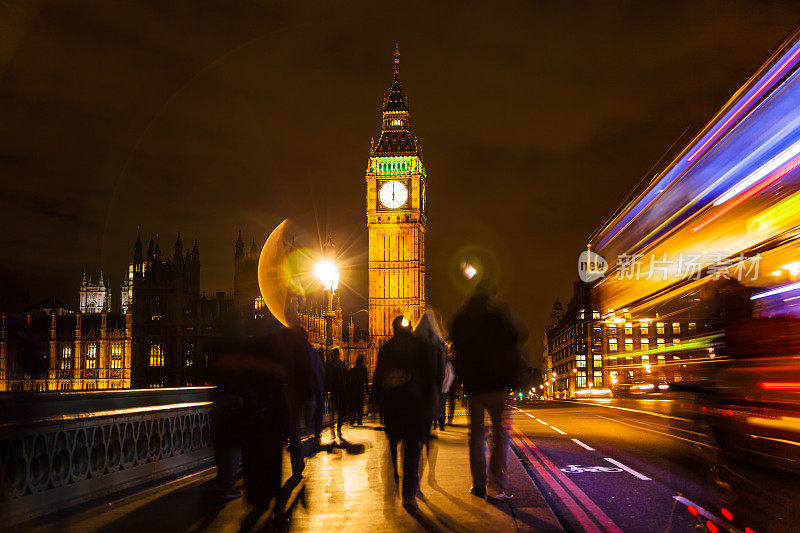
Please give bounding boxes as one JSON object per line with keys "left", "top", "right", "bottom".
{"left": 0, "top": 387, "right": 214, "bottom": 527}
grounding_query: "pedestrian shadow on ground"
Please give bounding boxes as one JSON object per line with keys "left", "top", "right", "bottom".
{"left": 93, "top": 477, "right": 225, "bottom": 533}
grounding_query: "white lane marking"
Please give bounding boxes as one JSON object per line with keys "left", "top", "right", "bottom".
{"left": 523, "top": 412, "right": 537, "bottom": 419}
{"left": 603, "top": 457, "right": 651, "bottom": 480}
{"left": 537, "top": 419, "right": 548, "bottom": 425}
{"left": 571, "top": 438, "right": 595, "bottom": 451}
{"left": 550, "top": 426, "right": 567, "bottom": 435}
{"left": 558, "top": 399, "right": 691, "bottom": 422}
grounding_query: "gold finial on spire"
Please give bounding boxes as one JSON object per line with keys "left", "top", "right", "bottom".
{"left": 393, "top": 44, "right": 400, "bottom": 65}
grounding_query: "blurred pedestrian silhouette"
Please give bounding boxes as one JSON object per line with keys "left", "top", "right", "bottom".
{"left": 325, "top": 346, "right": 348, "bottom": 443}
{"left": 305, "top": 340, "right": 325, "bottom": 448}
{"left": 415, "top": 311, "right": 446, "bottom": 435}
{"left": 451, "top": 280, "right": 528, "bottom": 503}
{"left": 235, "top": 294, "right": 313, "bottom": 519}
{"left": 274, "top": 313, "right": 316, "bottom": 479}
{"left": 209, "top": 309, "right": 247, "bottom": 501}
{"left": 347, "top": 355, "right": 369, "bottom": 425}
{"left": 440, "top": 342, "right": 457, "bottom": 428}
{"left": 373, "top": 315, "right": 436, "bottom": 513}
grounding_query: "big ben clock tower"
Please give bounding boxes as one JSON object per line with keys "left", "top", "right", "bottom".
{"left": 366, "top": 46, "right": 427, "bottom": 367}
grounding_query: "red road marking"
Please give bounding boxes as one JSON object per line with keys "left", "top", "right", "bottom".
{"left": 512, "top": 423, "right": 624, "bottom": 533}
{"left": 512, "top": 434, "right": 601, "bottom": 533}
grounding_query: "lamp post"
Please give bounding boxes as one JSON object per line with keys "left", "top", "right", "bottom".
{"left": 316, "top": 237, "right": 339, "bottom": 353}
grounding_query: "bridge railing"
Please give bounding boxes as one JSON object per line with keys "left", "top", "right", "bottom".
{"left": 0, "top": 387, "right": 215, "bottom": 527}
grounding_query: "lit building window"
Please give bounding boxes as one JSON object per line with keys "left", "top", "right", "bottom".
{"left": 592, "top": 311, "right": 600, "bottom": 319}
{"left": 672, "top": 322, "right": 681, "bottom": 334}
{"left": 640, "top": 323, "right": 649, "bottom": 334}
{"left": 593, "top": 371, "right": 603, "bottom": 386}
{"left": 624, "top": 322, "right": 633, "bottom": 335}
{"left": 593, "top": 354, "right": 603, "bottom": 367}
{"left": 576, "top": 371, "right": 587, "bottom": 388}
{"left": 641, "top": 338, "right": 649, "bottom": 349}
{"left": 86, "top": 343, "right": 97, "bottom": 370}
{"left": 657, "top": 338, "right": 665, "bottom": 348}
{"left": 688, "top": 322, "right": 696, "bottom": 333}
{"left": 149, "top": 342, "right": 164, "bottom": 367}
{"left": 657, "top": 354, "right": 665, "bottom": 365}
{"left": 657, "top": 322, "right": 665, "bottom": 334}
{"left": 576, "top": 354, "right": 586, "bottom": 367}
{"left": 609, "top": 338, "right": 618, "bottom": 351}
{"left": 673, "top": 338, "right": 681, "bottom": 346}
{"left": 61, "top": 345, "right": 72, "bottom": 370}
{"left": 641, "top": 355, "right": 650, "bottom": 365}
{"left": 625, "top": 338, "right": 633, "bottom": 351}
{"left": 111, "top": 343, "right": 122, "bottom": 369}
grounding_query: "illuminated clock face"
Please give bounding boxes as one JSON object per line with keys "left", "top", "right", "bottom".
{"left": 379, "top": 180, "right": 408, "bottom": 209}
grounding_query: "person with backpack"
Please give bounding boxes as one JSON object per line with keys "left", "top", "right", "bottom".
{"left": 450, "top": 279, "right": 528, "bottom": 503}
{"left": 373, "top": 315, "right": 436, "bottom": 513}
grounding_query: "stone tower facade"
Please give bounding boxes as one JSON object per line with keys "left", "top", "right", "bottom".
{"left": 79, "top": 272, "right": 110, "bottom": 314}
{"left": 366, "top": 47, "right": 427, "bottom": 370}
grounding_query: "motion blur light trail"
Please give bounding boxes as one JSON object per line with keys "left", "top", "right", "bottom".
{"left": 595, "top": 29, "right": 800, "bottom": 262}
{"left": 581, "top": 31, "right": 800, "bottom": 531}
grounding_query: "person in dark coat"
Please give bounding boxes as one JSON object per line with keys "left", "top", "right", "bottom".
{"left": 347, "top": 355, "right": 370, "bottom": 425}
{"left": 373, "top": 315, "right": 435, "bottom": 513}
{"left": 324, "top": 346, "right": 348, "bottom": 442}
{"left": 451, "top": 280, "right": 528, "bottom": 504}
{"left": 237, "top": 334, "right": 290, "bottom": 512}
{"left": 272, "top": 319, "right": 316, "bottom": 479}
{"left": 209, "top": 309, "right": 247, "bottom": 501}
{"left": 239, "top": 294, "right": 313, "bottom": 512}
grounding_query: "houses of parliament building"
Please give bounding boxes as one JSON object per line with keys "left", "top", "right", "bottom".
{"left": 1, "top": 230, "right": 368, "bottom": 391}
{"left": 0, "top": 47, "right": 423, "bottom": 390}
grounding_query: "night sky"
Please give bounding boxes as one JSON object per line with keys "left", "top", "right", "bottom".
{"left": 2, "top": 1, "right": 799, "bottom": 351}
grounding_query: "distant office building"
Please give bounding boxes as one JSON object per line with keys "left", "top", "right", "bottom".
{"left": 547, "top": 281, "right": 599, "bottom": 397}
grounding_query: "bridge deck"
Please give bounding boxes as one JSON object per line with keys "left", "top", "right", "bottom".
{"left": 25, "top": 413, "right": 561, "bottom": 532}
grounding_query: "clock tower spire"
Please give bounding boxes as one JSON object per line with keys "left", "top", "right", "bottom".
{"left": 365, "top": 46, "right": 427, "bottom": 371}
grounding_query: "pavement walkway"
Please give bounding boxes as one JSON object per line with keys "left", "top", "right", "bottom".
{"left": 26, "top": 412, "right": 562, "bottom": 532}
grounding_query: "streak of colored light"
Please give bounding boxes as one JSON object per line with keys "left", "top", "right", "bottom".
{"left": 750, "top": 282, "right": 800, "bottom": 300}
{"left": 746, "top": 189, "right": 800, "bottom": 237}
{"left": 713, "top": 139, "right": 800, "bottom": 206}
{"left": 602, "top": 334, "right": 719, "bottom": 359}
{"left": 692, "top": 153, "right": 800, "bottom": 232}
{"left": 687, "top": 44, "right": 800, "bottom": 163}
{"left": 759, "top": 381, "right": 800, "bottom": 390}
{"left": 597, "top": 38, "right": 800, "bottom": 251}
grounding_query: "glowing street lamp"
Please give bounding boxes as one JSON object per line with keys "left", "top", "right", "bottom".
{"left": 315, "top": 260, "right": 339, "bottom": 292}
{"left": 316, "top": 236, "right": 340, "bottom": 351}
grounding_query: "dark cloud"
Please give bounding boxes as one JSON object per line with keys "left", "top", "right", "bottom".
{"left": 1, "top": 0, "right": 798, "bottom": 353}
